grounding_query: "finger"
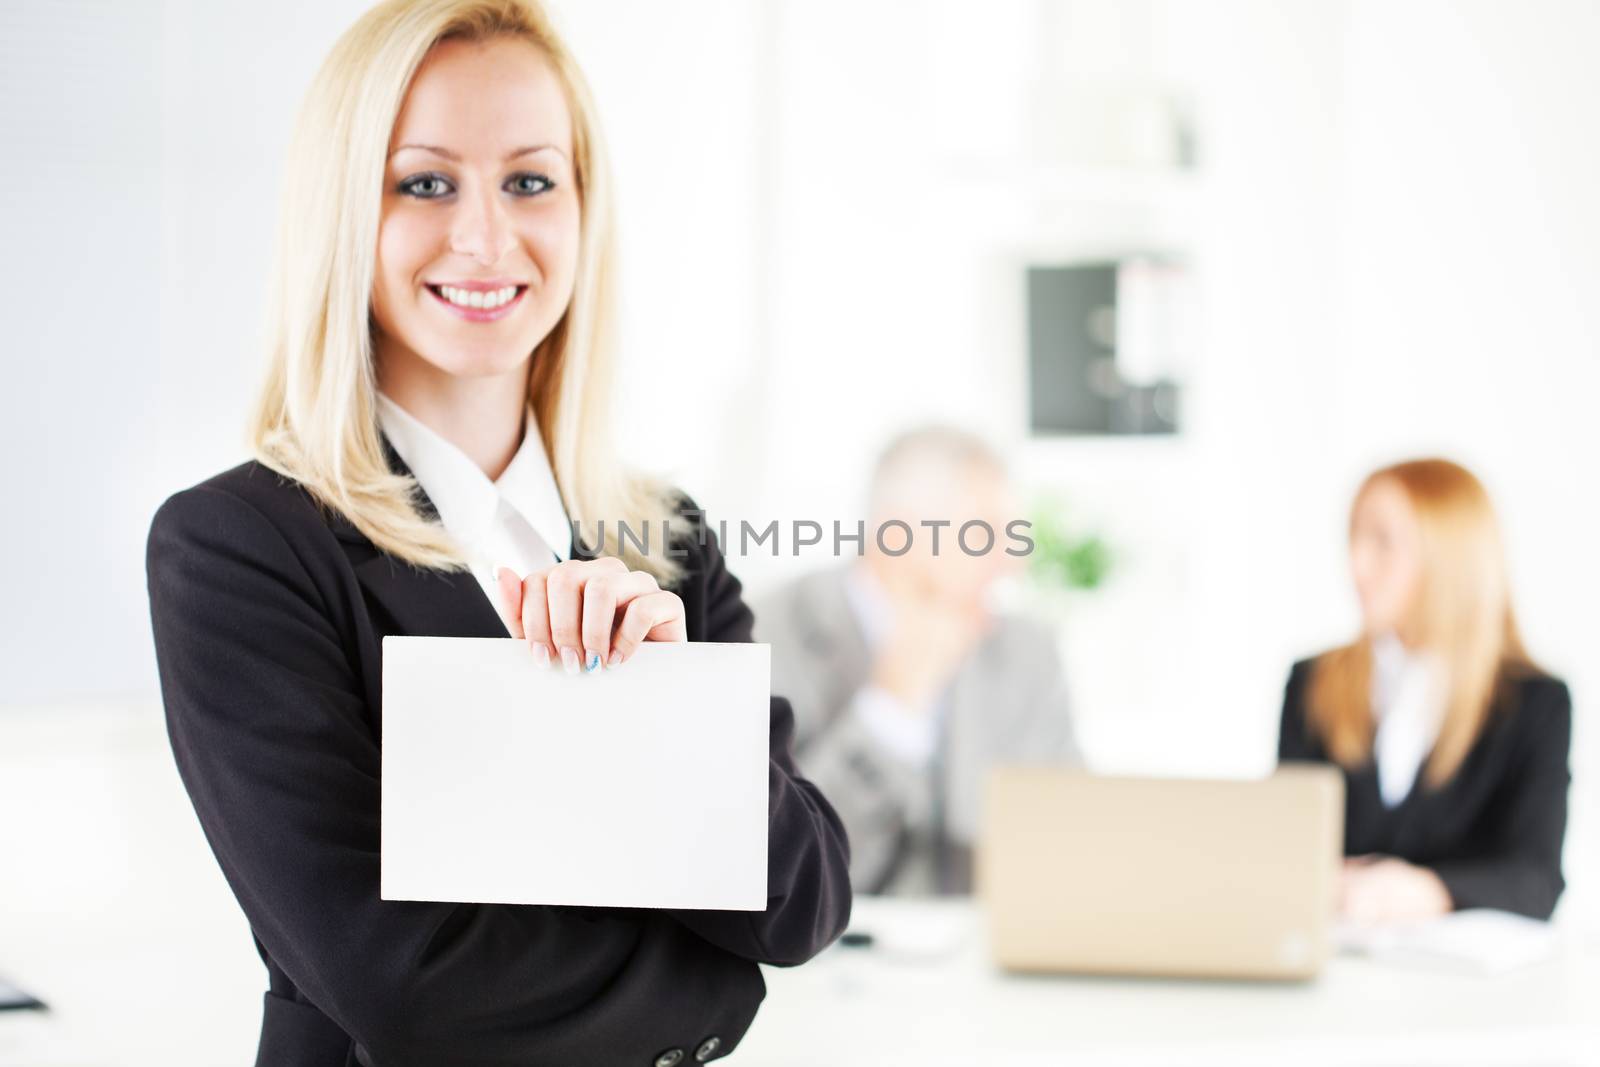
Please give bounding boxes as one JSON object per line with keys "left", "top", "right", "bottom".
{"left": 581, "top": 571, "right": 659, "bottom": 672}
{"left": 642, "top": 589, "right": 687, "bottom": 643}
{"left": 609, "top": 591, "right": 686, "bottom": 665}
{"left": 496, "top": 567, "right": 524, "bottom": 637}
{"left": 579, "top": 573, "right": 618, "bottom": 672}
{"left": 519, "top": 568, "right": 554, "bottom": 665}
{"left": 610, "top": 567, "right": 659, "bottom": 607}
{"left": 544, "top": 562, "right": 582, "bottom": 671}
{"left": 545, "top": 560, "right": 616, "bottom": 673}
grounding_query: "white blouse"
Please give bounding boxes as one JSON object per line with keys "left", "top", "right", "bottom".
{"left": 376, "top": 391, "right": 572, "bottom": 635}
{"left": 1370, "top": 631, "right": 1447, "bottom": 807}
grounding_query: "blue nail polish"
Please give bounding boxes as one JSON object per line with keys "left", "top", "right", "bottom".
{"left": 586, "top": 651, "right": 600, "bottom": 672}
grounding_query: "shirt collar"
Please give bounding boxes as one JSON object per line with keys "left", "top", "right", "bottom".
{"left": 1371, "top": 630, "right": 1409, "bottom": 680}
{"left": 375, "top": 390, "right": 572, "bottom": 559}
{"left": 1370, "top": 630, "right": 1444, "bottom": 719}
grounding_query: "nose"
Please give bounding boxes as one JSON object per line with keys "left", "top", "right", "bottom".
{"left": 449, "top": 180, "right": 517, "bottom": 266}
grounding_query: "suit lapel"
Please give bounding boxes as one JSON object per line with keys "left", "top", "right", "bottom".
{"left": 353, "top": 541, "right": 507, "bottom": 639}
{"left": 325, "top": 430, "right": 590, "bottom": 639}
{"left": 803, "top": 568, "right": 874, "bottom": 709}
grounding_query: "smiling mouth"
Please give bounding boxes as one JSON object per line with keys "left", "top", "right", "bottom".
{"left": 424, "top": 283, "right": 528, "bottom": 320}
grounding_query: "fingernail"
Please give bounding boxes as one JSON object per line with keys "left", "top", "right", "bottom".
{"left": 532, "top": 644, "right": 550, "bottom": 667}
{"left": 607, "top": 649, "right": 623, "bottom": 668}
{"left": 560, "top": 647, "right": 580, "bottom": 675}
{"left": 585, "top": 650, "right": 601, "bottom": 672}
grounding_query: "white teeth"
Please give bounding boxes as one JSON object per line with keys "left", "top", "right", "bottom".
{"left": 437, "top": 285, "right": 518, "bottom": 310}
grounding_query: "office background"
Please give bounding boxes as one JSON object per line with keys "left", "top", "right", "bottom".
{"left": 1, "top": 0, "right": 1596, "bottom": 1061}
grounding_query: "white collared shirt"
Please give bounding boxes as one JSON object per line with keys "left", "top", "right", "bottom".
{"left": 843, "top": 564, "right": 951, "bottom": 766}
{"left": 376, "top": 391, "right": 572, "bottom": 634}
{"left": 1370, "top": 631, "right": 1447, "bottom": 808}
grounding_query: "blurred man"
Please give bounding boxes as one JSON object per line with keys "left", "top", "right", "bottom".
{"left": 752, "top": 426, "right": 1081, "bottom": 896}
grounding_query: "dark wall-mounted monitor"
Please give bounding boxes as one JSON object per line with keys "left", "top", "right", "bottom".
{"left": 1027, "top": 260, "right": 1185, "bottom": 436}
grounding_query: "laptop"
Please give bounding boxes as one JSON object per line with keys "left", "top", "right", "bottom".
{"left": 977, "top": 764, "right": 1344, "bottom": 980}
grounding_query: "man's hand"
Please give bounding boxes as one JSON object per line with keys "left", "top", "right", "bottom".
{"left": 868, "top": 575, "right": 990, "bottom": 713}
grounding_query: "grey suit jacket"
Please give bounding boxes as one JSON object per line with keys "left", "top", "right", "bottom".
{"left": 751, "top": 564, "right": 1080, "bottom": 896}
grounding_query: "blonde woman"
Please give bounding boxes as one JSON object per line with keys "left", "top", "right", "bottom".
{"left": 144, "top": 1, "right": 851, "bottom": 1063}
{"left": 1278, "top": 459, "right": 1572, "bottom": 925}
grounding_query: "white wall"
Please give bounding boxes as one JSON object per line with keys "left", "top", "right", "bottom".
{"left": 0, "top": 0, "right": 164, "bottom": 704}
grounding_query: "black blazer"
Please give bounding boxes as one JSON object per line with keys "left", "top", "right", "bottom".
{"left": 145, "top": 438, "right": 853, "bottom": 1067}
{"left": 1278, "top": 656, "right": 1572, "bottom": 919}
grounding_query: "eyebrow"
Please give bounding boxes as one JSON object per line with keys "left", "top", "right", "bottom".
{"left": 388, "top": 143, "right": 567, "bottom": 162}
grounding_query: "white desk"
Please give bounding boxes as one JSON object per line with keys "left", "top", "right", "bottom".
{"left": 4, "top": 706, "right": 1599, "bottom": 1066}
{"left": 739, "top": 898, "right": 1600, "bottom": 1066}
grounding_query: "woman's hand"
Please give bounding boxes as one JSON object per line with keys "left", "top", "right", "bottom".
{"left": 495, "top": 558, "right": 685, "bottom": 673}
{"left": 1338, "top": 854, "right": 1454, "bottom": 926}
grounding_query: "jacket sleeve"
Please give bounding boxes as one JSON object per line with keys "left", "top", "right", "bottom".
{"left": 1277, "top": 659, "right": 1318, "bottom": 762}
{"left": 663, "top": 500, "right": 854, "bottom": 966}
{"left": 783, "top": 682, "right": 935, "bottom": 895}
{"left": 1431, "top": 679, "right": 1573, "bottom": 920}
{"left": 147, "top": 486, "right": 752, "bottom": 1066}
{"left": 1008, "top": 619, "right": 1082, "bottom": 765}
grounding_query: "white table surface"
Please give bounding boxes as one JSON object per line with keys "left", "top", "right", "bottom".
{"left": 4, "top": 705, "right": 1599, "bottom": 1066}
{"left": 740, "top": 897, "right": 1600, "bottom": 1067}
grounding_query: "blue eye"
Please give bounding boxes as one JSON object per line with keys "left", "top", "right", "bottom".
{"left": 399, "top": 173, "right": 453, "bottom": 199}
{"left": 508, "top": 173, "right": 554, "bottom": 196}
{"left": 396, "top": 172, "right": 554, "bottom": 199}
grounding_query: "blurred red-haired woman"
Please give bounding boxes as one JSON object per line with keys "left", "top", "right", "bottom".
{"left": 1279, "top": 458, "right": 1572, "bottom": 924}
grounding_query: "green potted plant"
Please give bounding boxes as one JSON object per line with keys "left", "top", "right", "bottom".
{"left": 1025, "top": 494, "right": 1113, "bottom": 599}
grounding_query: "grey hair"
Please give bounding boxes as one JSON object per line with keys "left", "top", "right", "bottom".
{"left": 867, "top": 424, "right": 1007, "bottom": 517}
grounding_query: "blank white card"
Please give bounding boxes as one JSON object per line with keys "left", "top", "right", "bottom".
{"left": 381, "top": 637, "right": 770, "bottom": 910}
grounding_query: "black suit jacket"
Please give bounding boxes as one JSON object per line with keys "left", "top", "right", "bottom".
{"left": 1278, "top": 656, "right": 1571, "bottom": 919}
{"left": 145, "top": 438, "right": 853, "bottom": 1067}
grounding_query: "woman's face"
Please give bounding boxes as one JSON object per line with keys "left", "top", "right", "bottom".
{"left": 1349, "top": 477, "right": 1424, "bottom": 638}
{"left": 372, "top": 37, "right": 581, "bottom": 384}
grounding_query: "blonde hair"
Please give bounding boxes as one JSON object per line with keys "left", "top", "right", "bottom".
{"left": 247, "top": 0, "right": 685, "bottom": 584}
{"left": 1308, "top": 458, "right": 1536, "bottom": 788}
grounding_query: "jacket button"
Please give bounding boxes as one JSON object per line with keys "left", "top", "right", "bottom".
{"left": 694, "top": 1036, "right": 722, "bottom": 1062}
{"left": 653, "top": 1050, "right": 685, "bottom": 1067}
